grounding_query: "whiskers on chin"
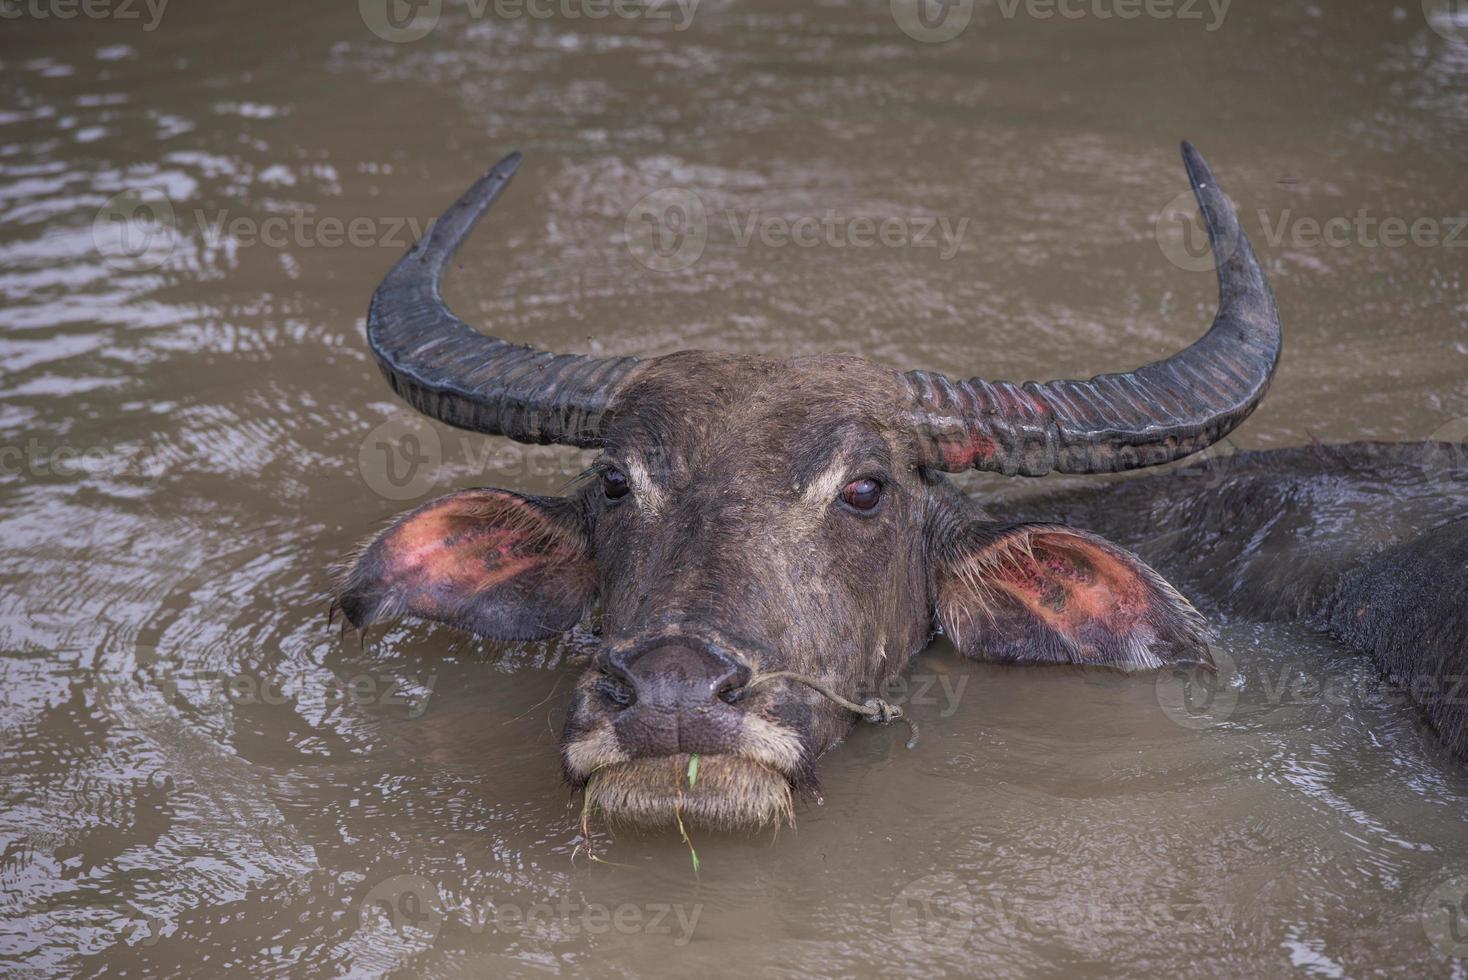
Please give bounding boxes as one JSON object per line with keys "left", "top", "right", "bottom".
{"left": 582, "top": 754, "right": 796, "bottom": 832}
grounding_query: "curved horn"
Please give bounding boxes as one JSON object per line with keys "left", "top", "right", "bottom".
{"left": 903, "top": 141, "right": 1282, "bottom": 476}
{"left": 367, "top": 152, "right": 641, "bottom": 447}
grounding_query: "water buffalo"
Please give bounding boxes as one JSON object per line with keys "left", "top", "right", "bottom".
{"left": 336, "top": 143, "right": 1293, "bottom": 829}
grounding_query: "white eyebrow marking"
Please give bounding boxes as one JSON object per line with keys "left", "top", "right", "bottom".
{"left": 626, "top": 457, "right": 666, "bottom": 516}
{"left": 800, "top": 457, "right": 850, "bottom": 506}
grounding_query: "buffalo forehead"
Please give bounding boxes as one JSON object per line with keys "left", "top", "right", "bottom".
{"left": 607, "top": 351, "right": 909, "bottom": 488}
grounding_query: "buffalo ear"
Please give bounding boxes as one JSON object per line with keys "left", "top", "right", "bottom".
{"left": 334, "top": 489, "right": 597, "bottom": 641}
{"left": 932, "top": 522, "right": 1211, "bottom": 670}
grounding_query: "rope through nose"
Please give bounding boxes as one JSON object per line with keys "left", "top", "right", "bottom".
{"left": 744, "top": 671, "right": 919, "bottom": 749}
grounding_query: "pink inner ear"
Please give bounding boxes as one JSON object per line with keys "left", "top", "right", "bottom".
{"left": 938, "top": 524, "right": 1209, "bottom": 669}
{"left": 982, "top": 531, "right": 1149, "bottom": 636}
{"left": 378, "top": 492, "right": 588, "bottom": 614}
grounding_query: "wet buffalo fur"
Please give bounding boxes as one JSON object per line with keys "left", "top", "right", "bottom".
{"left": 335, "top": 352, "right": 1225, "bottom": 830}
{"left": 994, "top": 441, "right": 1468, "bottom": 761}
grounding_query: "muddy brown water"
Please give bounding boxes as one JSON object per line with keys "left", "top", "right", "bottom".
{"left": 2, "top": 1, "right": 1467, "bottom": 976}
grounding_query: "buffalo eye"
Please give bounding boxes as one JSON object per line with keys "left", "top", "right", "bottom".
{"left": 602, "top": 467, "right": 630, "bottom": 501}
{"left": 840, "top": 478, "right": 882, "bottom": 512}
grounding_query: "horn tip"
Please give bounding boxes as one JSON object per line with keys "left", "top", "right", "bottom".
{"left": 1178, "top": 140, "right": 1214, "bottom": 191}
{"left": 494, "top": 150, "right": 525, "bottom": 177}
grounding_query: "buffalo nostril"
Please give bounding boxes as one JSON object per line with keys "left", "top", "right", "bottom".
{"left": 717, "top": 681, "right": 747, "bottom": 705}
{"left": 594, "top": 671, "right": 635, "bottom": 709}
{"left": 612, "top": 642, "right": 751, "bottom": 757}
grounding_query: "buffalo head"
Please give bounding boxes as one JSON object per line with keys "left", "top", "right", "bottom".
{"left": 335, "top": 143, "right": 1281, "bottom": 830}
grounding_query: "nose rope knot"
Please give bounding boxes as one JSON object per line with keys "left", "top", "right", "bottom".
{"left": 745, "top": 671, "right": 919, "bottom": 750}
